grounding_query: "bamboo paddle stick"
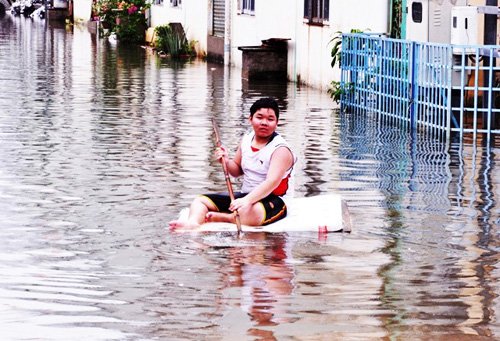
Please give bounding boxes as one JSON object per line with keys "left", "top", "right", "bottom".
{"left": 211, "top": 119, "right": 242, "bottom": 233}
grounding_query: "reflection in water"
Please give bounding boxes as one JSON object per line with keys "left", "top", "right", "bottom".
{"left": 340, "top": 110, "right": 499, "bottom": 338}
{"left": 195, "top": 232, "right": 389, "bottom": 340}
{"left": 0, "top": 15, "right": 499, "bottom": 340}
{"left": 218, "top": 234, "right": 295, "bottom": 339}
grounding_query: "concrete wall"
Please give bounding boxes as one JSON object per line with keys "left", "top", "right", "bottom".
{"left": 148, "top": 0, "right": 391, "bottom": 90}
{"left": 231, "top": 0, "right": 295, "bottom": 78}
{"left": 73, "top": 0, "right": 92, "bottom": 23}
{"left": 228, "top": 0, "right": 390, "bottom": 89}
{"left": 150, "top": 2, "right": 208, "bottom": 55}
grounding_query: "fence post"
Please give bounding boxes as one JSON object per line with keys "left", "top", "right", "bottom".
{"left": 409, "top": 41, "right": 417, "bottom": 130}
{"left": 446, "top": 46, "right": 452, "bottom": 142}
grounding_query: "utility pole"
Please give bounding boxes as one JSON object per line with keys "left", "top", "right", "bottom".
{"left": 484, "top": 1, "right": 498, "bottom": 46}
{"left": 223, "top": 0, "right": 231, "bottom": 66}
{"left": 483, "top": 0, "right": 498, "bottom": 131}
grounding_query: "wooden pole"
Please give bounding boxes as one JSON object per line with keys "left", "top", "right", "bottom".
{"left": 211, "top": 119, "right": 242, "bottom": 233}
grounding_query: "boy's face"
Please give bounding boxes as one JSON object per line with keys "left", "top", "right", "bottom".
{"left": 249, "top": 108, "right": 278, "bottom": 139}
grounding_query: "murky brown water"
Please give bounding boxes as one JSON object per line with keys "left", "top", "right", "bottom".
{"left": 0, "top": 14, "right": 498, "bottom": 340}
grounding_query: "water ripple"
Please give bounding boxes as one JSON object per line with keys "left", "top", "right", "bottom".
{"left": 0, "top": 15, "right": 498, "bottom": 340}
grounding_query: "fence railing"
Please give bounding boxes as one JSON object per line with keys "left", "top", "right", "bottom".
{"left": 340, "top": 33, "right": 500, "bottom": 143}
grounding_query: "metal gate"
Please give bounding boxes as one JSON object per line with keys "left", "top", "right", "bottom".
{"left": 340, "top": 33, "right": 500, "bottom": 143}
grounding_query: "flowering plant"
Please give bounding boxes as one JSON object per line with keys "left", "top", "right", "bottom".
{"left": 93, "top": 0, "right": 151, "bottom": 44}
{"left": 92, "top": 0, "right": 118, "bottom": 23}
{"left": 117, "top": 1, "right": 140, "bottom": 15}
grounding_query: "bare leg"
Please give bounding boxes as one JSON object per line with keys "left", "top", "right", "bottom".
{"left": 205, "top": 211, "right": 236, "bottom": 223}
{"left": 212, "top": 203, "right": 265, "bottom": 227}
{"left": 243, "top": 203, "right": 267, "bottom": 226}
{"left": 169, "top": 196, "right": 217, "bottom": 229}
{"left": 170, "top": 197, "right": 267, "bottom": 229}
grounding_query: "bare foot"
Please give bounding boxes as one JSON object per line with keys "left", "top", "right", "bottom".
{"left": 205, "top": 211, "right": 236, "bottom": 224}
{"left": 168, "top": 220, "right": 200, "bottom": 230}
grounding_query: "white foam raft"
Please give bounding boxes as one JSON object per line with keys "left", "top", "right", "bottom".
{"left": 174, "top": 194, "right": 352, "bottom": 233}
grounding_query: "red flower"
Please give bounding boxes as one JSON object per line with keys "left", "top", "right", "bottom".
{"left": 128, "top": 5, "right": 137, "bottom": 14}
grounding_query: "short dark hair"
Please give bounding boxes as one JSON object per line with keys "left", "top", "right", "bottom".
{"left": 250, "top": 97, "right": 280, "bottom": 120}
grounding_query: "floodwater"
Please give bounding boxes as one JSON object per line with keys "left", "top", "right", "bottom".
{"left": 0, "top": 14, "right": 499, "bottom": 341}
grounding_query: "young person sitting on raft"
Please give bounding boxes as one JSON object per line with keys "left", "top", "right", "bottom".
{"left": 169, "top": 97, "right": 296, "bottom": 229}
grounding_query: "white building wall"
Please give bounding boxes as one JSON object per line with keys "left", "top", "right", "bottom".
{"left": 231, "top": 0, "right": 295, "bottom": 71}
{"left": 73, "top": 0, "right": 93, "bottom": 23}
{"left": 149, "top": 0, "right": 390, "bottom": 90}
{"left": 150, "top": 2, "right": 208, "bottom": 55}
{"left": 334, "top": 0, "right": 390, "bottom": 34}
{"left": 293, "top": 0, "right": 390, "bottom": 89}
{"left": 297, "top": 24, "right": 334, "bottom": 89}
{"left": 229, "top": 0, "right": 390, "bottom": 90}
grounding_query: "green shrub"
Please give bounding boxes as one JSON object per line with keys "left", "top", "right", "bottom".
{"left": 154, "top": 24, "right": 195, "bottom": 58}
{"left": 329, "top": 29, "right": 364, "bottom": 69}
{"left": 327, "top": 81, "right": 354, "bottom": 104}
{"left": 328, "top": 29, "right": 364, "bottom": 104}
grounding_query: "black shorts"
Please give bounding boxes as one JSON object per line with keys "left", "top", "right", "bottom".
{"left": 202, "top": 192, "right": 287, "bottom": 226}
